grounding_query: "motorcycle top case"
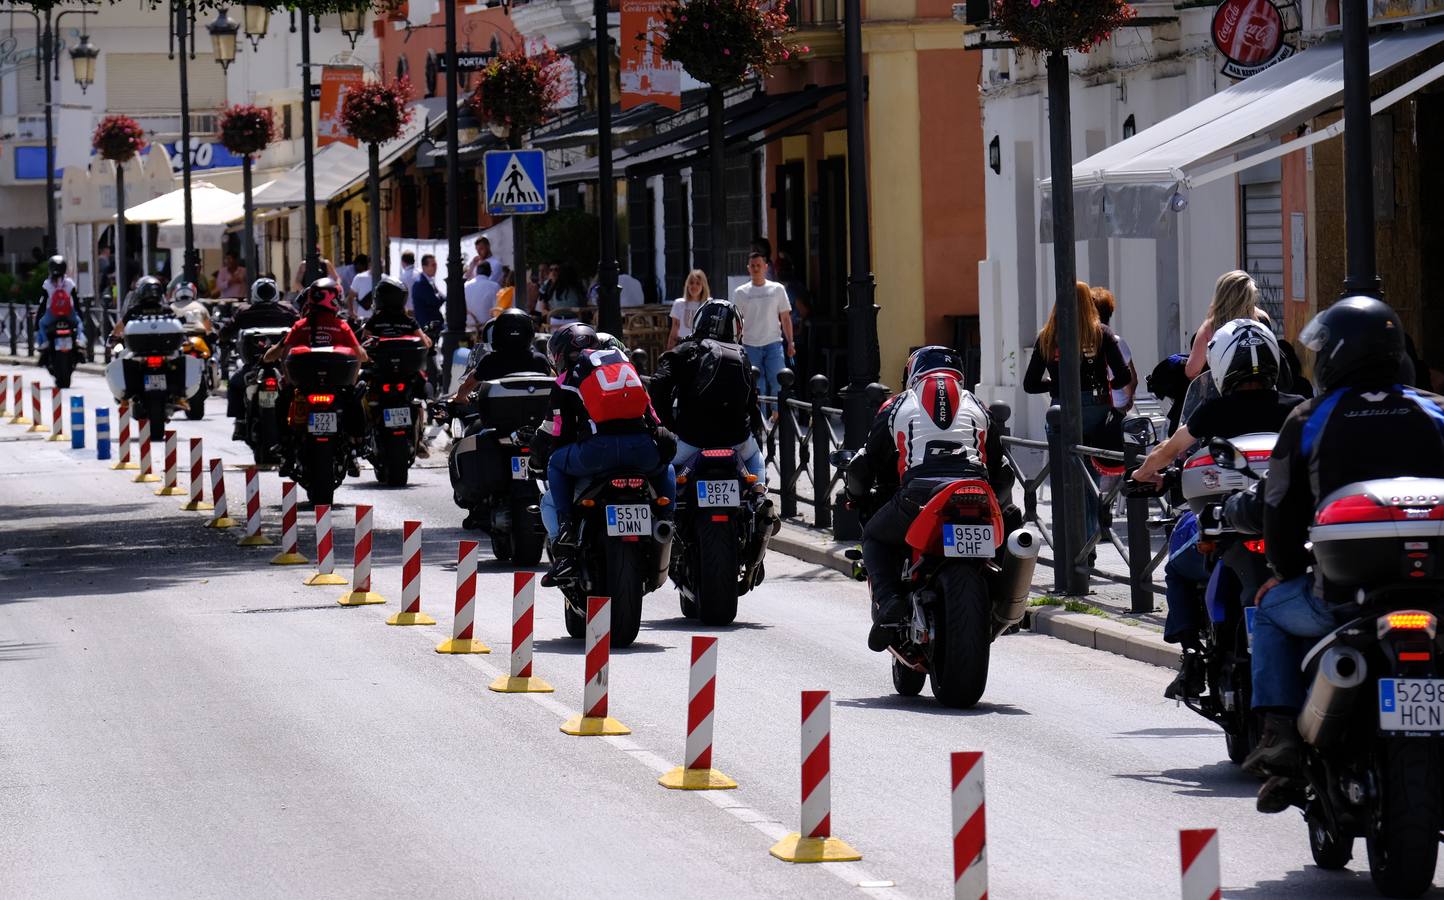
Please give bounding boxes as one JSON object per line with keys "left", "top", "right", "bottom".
{"left": 1311, "top": 477, "right": 1444, "bottom": 587}
{"left": 284, "top": 346, "right": 360, "bottom": 390}
{"left": 367, "top": 336, "right": 429, "bottom": 377}
{"left": 122, "top": 316, "right": 185, "bottom": 356}
{"left": 473, "top": 375, "right": 554, "bottom": 429}
{"left": 1180, "top": 431, "right": 1276, "bottom": 515}
{"left": 450, "top": 432, "right": 519, "bottom": 502}
{"left": 239, "top": 327, "right": 291, "bottom": 366}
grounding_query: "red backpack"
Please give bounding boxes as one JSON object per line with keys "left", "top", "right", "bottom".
{"left": 48, "top": 287, "right": 72, "bottom": 318}
{"left": 577, "top": 349, "right": 651, "bottom": 423}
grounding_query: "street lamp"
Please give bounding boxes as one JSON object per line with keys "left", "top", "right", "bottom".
{"left": 69, "top": 32, "right": 98, "bottom": 94}
{"left": 241, "top": 0, "right": 270, "bottom": 51}
{"left": 208, "top": 9, "right": 240, "bottom": 72}
{"left": 339, "top": 7, "right": 365, "bottom": 49}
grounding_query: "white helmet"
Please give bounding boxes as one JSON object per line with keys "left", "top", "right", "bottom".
{"left": 172, "top": 281, "right": 198, "bottom": 304}
{"left": 1206, "top": 318, "right": 1280, "bottom": 394}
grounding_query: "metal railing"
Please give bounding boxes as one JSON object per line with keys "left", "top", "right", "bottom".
{"left": 2, "top": 298, "right": 112, "bottom": 362}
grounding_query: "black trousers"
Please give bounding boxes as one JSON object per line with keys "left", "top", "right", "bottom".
{"left": 861, "top": 477, "right": 959, "bottom": 624}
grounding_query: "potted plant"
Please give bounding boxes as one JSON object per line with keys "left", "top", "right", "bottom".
{"left": 341, "top": 77, "right": 413, "bottom": 291}
{"left": 219, "top": 104, "right": 275, "bottom": 284}
{"left": 93, "top": 115, "right": 146, "bottom": 309}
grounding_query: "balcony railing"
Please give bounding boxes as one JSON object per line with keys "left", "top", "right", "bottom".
{"left": 786, "top": 0, "right": 840, "bottom": 26}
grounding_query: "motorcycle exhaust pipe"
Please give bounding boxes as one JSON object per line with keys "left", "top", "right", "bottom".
{"left": 992, "top": 527, "right": 1041, "bottom": 637}
{"left": 652, "top": 519, "right": 675, "bottom": 544}
{"left": 1297, "top": 646, "right": 1368, "bottom": 748}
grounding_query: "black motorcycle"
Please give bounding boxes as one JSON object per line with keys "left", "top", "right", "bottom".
{"left": 237, "top": 326, "right": 291, "bottom": 467}
{"left": 45, "top": 320, "right": 82, "bottom": 389}
{"left": 279, "top": 346, "right": 360, "bottom": 506}
{"left": 362, "top": 335, "right": 429, "bottom": 486}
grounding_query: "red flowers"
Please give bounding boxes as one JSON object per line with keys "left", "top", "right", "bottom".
{"left": 218, "top": 104, "right": 275, "bottom": 157}
{"left": 469, "top": 47, "right": 565, "bottom": 135}
{"left": 990, "top": 0, "right": 1137, "bottom": 54}
{"left": 92, "top": 115, "right": 146, "bottom": 163}
{"left": 341, "top": 78, "right": 414, "bottom": 145}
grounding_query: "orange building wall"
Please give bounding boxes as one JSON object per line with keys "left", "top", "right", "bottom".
{"left": 1280, "top": 139, "right": 1311, "bottom": 340}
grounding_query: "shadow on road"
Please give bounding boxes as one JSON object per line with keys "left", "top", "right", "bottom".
{"left": 0, "top": 640, "right": 52, "bottom": 661}
{"left": 532, "top": 636, "right": 669, "bottom": 656}
{"left": 1112, "top": 726, "right": 1222, "bottom": 739}
{"left": 1112, "top": 761, "right": 1260, "bottom": 799}
{"left": 835, "top": 695, "right": 1031, "bottom": 717}
{"left": 1224, "top": 865, "right": 1376, "bottom": 897}
{"left": 642, "top": 616, "right": 773, "bottom": 634}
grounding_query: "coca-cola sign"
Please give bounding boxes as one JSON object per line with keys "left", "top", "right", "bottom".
{"left": 1213, "top": 0, "right": 1293, "bottom": 79}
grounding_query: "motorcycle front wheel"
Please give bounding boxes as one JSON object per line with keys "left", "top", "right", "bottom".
{"left": 927, "top": 562, "right": 991, "bottom": 709}
{"left": 1367, "top": 736, "right": 1440, "bottom": 898}
{"left": 186, "top": 386, "right": 207, "bottom": 420}
{"left": 892, "top": 658, "right": 925, "bottom": 696}
{"left": 51, "top": 353, "right": 73, "bottom": 389}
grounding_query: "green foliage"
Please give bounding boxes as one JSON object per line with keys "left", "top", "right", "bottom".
{"left": 990, "top": 0, "right": 1137, "bottom": 55}
{"left": 524, "top": 209, "right": 599, "bottom": 280}
{"left": 469, "top": 47, "right": 564, "bottom": 135}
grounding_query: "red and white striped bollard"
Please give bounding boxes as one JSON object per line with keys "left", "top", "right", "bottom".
{"left": 111, "top": 401, "right": 137, "bottom": 470}
{"left": 9, "top": 374, "right": 27, "bottom": 424}
{"left": 133, "top": 436, "right": 160, "bottom": 483}
{"left": 270, "top": 480, "right": 308, "bottom": 564}
{"left": 155, "top": 430, "right": 186, "bottom": 496}
{"left": 45, "top": 386, "right": 64, "bottom": 441}
{"left": 303, "top": 503, "right": 347, "bottom": 584}
{"left": 339, "top": 504, "right": 384, "bottom": 604}
{"left": 387, "top": 520, "right": 435, "bottom": 624}
{"left": 237, "top": 465, "right": 274, "bottom": 546}
{"left": 660, "top": 635, "right": 736, "bottom": 789}
{"left": 206, "top": 458, "right": 238, "bottom": 528}
{"left": 179, "top": 437, "right": 213, "bottom": 511}
{"left": 27, "top": 381, "right": 45, "bottom": 432}
{"left": 560, "top": 596, "right": 631, "bottom": 735}
{"left": 1179, "top": 829, "right": 1221, "bottom": 900}
{"left": 435, "top": 540, "right": 487, "bottom": 651}
{"left": 952, "top": 752, "right": 987, "bottom": 899}
{"left": 489, "top": 572, "right": 553, "bottom": 693}
{"left": 769, "top": 691, "right": 861, "bottom": 862}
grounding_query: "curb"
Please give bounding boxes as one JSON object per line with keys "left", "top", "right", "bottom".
{"left": 1, "top": 355, "right": 107, "bottom": 376}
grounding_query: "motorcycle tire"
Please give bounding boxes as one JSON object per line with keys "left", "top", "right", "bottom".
{"left": 52, "top": 353, "right": 73, "bottom": 389}
{"left": 1366, "top": 736, "right": 1440, "bottom": 898}
{"left": 1308, "top": 805, "right": 1354, "bottom": 871}
{"left": 186, "top": 387, "right": 207, "bottom": 420}
{"left": 927, "top": 563, "right": 991, "bottom": 709}
{"left": 378, "top": 437, "right": 410, "bottom": 487}
{"left": 304, "top": 441, "right": 336, "bottom": 507}
{"left": 509, "top": 496, "right": 545, "bottom": 568}
{"left": 605, "top": 539, "right": 644, "bottom": 649}
{"left": 679, "top": 591, "right": 699, "bottom": 619}
{"left": 252, "top": 411, "right": 278, "bottom": 467}
{"left": 144, "top": 394, "right": 167, "bottom": 445}
{"left": 563, "top": 594, "right": 586, "bottom": 639}
{"left": 695, "top": 529, "right": 739, "bottom": 626}
{"left": 892, "top": 658, "right": 926, "bottom": 697}
{"left": 492, "top": 527, "right": 515, "bottom": 562}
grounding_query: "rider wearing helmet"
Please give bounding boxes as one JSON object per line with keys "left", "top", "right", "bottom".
{"left": 843, "top": 346, "right": 1016, "bottom": 652}
{"left": 170, "top": 281, "right": 213, "bottom": 336}
{"left": 647, "top": 299, "right": 766, "bottom": 480}
{"left": 112, "top": 276, "right": 175, "bottom": 339}
{"left": 450, "top": 308, "right": 551, "bottom": 402}
{"left": 360, "top": 275, "right": 431, "bottom": 345}
{"left": 37, "top": 254, "right": 83, "bottom": 353}
{"left": 222, "top": 277, "right": 299, "bottom": 435}
{"left": 1243, "top": 298, "right": 1444, "bottom": 805}
{"left": 264, "top": 278, "right": 366, "bottom": 364}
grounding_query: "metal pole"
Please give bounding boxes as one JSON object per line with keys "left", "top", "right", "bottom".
{"left": 510, "top": 131, "right": 528, "bottom": 305}
{"left": 440, "top": 0, "right": 465, "bottom": 390}
{"left": 367, "top": 141, "right": 382, "bottom": 292}
{"left": 594, "top": 0, "right": 620, "bottom": 335}
{"left": 42, "top": 9, "right": 56, "bottom": 255}
{"left": 707, "top": 85, "right": 726, "bottom": 296}
{"left": 1045, "top": 50, "right": 1086, "bottom": 596}
{"left": 115, "top": 161, "right": 127, "bottom": 313}
{"left": 242, "top": 154, "right": 257, "bottom": 285}
{"left": 1340, "top": 0, "right": 1380, "bottom": 297}
{"left": 841, "top": 0, "right": 879, "bottom": 450}
{"left": 176, "top": 1, "right": 197, "bottom": 285}
{"left": 300, "top": 12, "right": 320, "bottom": 285}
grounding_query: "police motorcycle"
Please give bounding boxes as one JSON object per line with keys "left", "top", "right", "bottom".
{"left": 105, "top": 278, "right": 203, "bottom": 444}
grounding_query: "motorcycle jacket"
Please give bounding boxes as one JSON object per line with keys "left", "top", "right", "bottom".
{"left": 548, "top": 346, "right": 658, "bottom": 445}
{"left": 220, "top": 299, "right": 299, "bottom": 341}
{"left": 277, "top": 310, "right": 363, "bottom": 356}
{"left": 361, "top": 308, "right": 423, "bottom": 340}
{"left": 1264, "top": 383, "right": 1444, "bottom": 581}
{"left": 466, "top": 347, "right": 552, "bottom": 382}
{"left": 649, "top": 337, "right": 763, "bottom": 449}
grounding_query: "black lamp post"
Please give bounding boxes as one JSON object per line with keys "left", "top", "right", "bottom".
{"left": 170, "top": 0, "right": 198, "bottom": 285}
{"left": 298, "top": 11, "right": 321, "bottom": 285}
{"left": 1340, "top": 0, "right": 1380, "bottom": 297}
{"left": 594, "top": 0, "right": 620, "bottom": 335}
{"left": 439, "top": 0, "right": 466, "bottom": 389}
{"left": 840, "top": 0, "right": 880, "bottom": 453}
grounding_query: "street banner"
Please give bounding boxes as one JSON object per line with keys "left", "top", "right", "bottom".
{"left": 620, "top": 0, "right": 681, "bottom": 111}
{"left": 318, "top": 66, "right": 366, "bottom": 147}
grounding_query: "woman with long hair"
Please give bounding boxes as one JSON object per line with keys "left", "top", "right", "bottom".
{"left": 1184, "top": 270, "right": 1270, "bottom": 379}
{"left": 667, "top": 269, "right": 712, "bottom": 350}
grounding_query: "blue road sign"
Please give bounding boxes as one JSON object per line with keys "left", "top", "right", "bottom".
{"left": 484, "top": 149, "right": 548, "bottom": 215}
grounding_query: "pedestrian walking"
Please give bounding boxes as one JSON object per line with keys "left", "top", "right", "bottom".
{"left": 731, "top": 251, "right": 795, "bottom": 410}
{"left": 667, "top": 269, "right": 712, "bottom": 350}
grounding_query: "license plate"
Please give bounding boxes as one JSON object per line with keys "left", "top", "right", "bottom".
{"left": 55, "top": 337, "right": 72, "bottom": 351}
{"left": 308, "top": 412, "right": 338, "bottom": 435}
{"left": 382, "top": 407, "right": 412, "bottom": 427}
{"left": 1245, "top": 606, "right": 1257, "bottom": 652}
{"left": 606, "top": 504, "right": 651, "bottom": 537}
{"left": 1379, "top": 679, "right": 1444, "bottom": 732}
{"left": 696, "top": 480, "right": 740, "bottom": 507}
{"left": 942, "top": 524, "right": 995, "bottom": 558}
{"left": 511, "top": 456, "right": 528, "bottom": 480}
{"left": 259, "top": 390, "right": 278, "bottom": 408}
{"left": 144, "top": 374, "right": 167, "bottom": 391}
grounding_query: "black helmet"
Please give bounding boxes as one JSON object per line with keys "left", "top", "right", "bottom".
{"left": 902, "top": 345, "right": 965, "bottom": 390}
{"left": 1299, "top": 296, "right": 1405, "bottom": 390}
{"left": 691, "top": 299, "right": 741, "bottom": 343}
{"left": 47, "top": 255, "right": 66, "bottom": 279}
{"left": 305, "top": 277, "right": 341, "bottom": 314}
{"left": 492, "top": 308, "right": 535, "bottom": 354}
{"left": 250, "top": 278, "right": 280, "bottom": 305}
{"left": 548, "top": 323, "right": 597, "bottom": 372}
{"left": 373, "top": 275, "right": 407, "bottom": 315}
{"left": 135, "top": 275, "right": 165, "bottom": 306}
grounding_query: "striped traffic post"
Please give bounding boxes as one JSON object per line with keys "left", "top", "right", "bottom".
{"left": 303, "top": 504, "right": 347, "bottom": 584}
{"left": 560, "top": 596, "right": 631, "bottom": 736}
{"left": 7, "top": 374, "right": 24, "bottom": 424}
{"left": 179, "top": 438, "right": 213, "bottom": 511}
{"left": 95, "top": 407, "right": 111, "bottom": 460}
{"left": 206, "top": 459, "right": 239, "bottom": 528}
{"left": 339, "top": 504, "right": 384, "bottom": 604}
{"left": 27, "top": 381, "right": 45, "bottom": 432}
{"left": 952, "top": 752, "right": 987, "bottom": 900}
{"left": 435, "top": 540, "right": 487, "bottom": 651}
{"left": 489, "top": 572, "right": 553, "bottom": 693}
{"left": 387, "top": 520, "right": 435, "bottom": 625}
{"left": 111, "top": 401, "right": 137, "bottom": 469}
{"left": 270, "top": 481, "right": 308, "bottom": 565}
{"left": 237, "top": 466, "right": 274, "bottom": 546}
{"left": 1180, "top": 829, "right": 1221, "bottom": 900}
{"left": 659, "top": 636, "right": 736, "bottom": 789}
{"left": 769, "top": 691, "right": 861, "bottom": 863}
{"left": 46, "top": 387, "right": 64, "bottom": 441}
{"left": 69, "top": 395, "right": 84, "bottom": 449}
{"left": 133, "top": 436, "right": 160, "bottom": 483}
{"left": 0, "top": 374, "right": 7, "bottom": 419}
{"left": 154, "top": 430, "right": 186, "bottom": 496}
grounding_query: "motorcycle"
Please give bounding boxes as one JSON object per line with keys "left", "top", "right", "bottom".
{"left": 236, "top": 326, "right": 292, "bottom": 467}
{"left": 279, "top": 346, "right": 361, "bottom": 506}
{"left": 174, "top": 304, "right": 219, "bottom": 421}
{"left": 670, "top": 447, "right": 779, "bottom": 625}
{"left": 45, "top": 320, "right": 82, "bottom": 389}
{"left": 444, "top": 374, "right": 554, "bottom": 566}
{"left": 361, "top": 335, "right": 429, "bottom": 487}
{"left": 104, "top": 315, "right": 201, "bottom": 444}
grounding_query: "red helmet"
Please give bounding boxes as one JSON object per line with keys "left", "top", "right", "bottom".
{"left": 305, "top": 277, "right": 341, "bottom": 314}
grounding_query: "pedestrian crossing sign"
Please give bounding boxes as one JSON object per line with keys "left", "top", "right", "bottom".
{"left": 484, "top": 149, "right": 548, "bottom": 215}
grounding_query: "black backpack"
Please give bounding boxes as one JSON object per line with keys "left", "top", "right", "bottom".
{"left": 694, "top": 338, "right": 751, "bottom": 423}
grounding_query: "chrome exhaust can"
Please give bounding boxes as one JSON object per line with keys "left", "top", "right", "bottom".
{"left": 992, "top": 527, "right": 1041, "bottom": 637}
{"left": 1298, "top": 646, "right": 1368, "bottom": 747}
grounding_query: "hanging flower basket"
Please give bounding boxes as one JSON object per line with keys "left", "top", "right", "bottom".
{"left": 990, "top": 0, "right": 1136, "bottom": 55}
{"left": 658, "top": 0, "right": 794, "bottom": 89}
{"left": 468, "top": 47, "right": 564, "bottom": 136}
{"left": 341, "top": 78, "right": 414, "bottom": 146}
{"left": 218, "top": 104, "right": 275, "bottom": 157}
{"left": 92, "top": 115, "right": 146, "bottom": 164}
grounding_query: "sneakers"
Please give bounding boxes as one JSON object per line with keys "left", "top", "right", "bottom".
{"left": 1243, "top": 713, "right": 1304, "bottom": 776}
{"left": 1164, "top": 650, "right": 1207, "bottom": 700}
{"left": 868, "top": 592, "right": 907, "bottom": 652}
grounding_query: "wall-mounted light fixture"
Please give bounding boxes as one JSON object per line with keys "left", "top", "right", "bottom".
{"left": 988, "top": 135, "right": 1001, "bottom": 174}
{"left": 1123, "top": 114, "right": 1136, "bottom": 140}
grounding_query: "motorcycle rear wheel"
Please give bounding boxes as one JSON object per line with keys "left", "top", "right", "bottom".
{"left": 563, "top": 593, "right": 586, "bottom": 639}
{"left": 509, "top": 496, "right": 545, "bottom": 567}
{"left": 52, "top": 353, "right": 73, "bottom": 389}
{"left": 605, "top": 539, "right": 644, "bottom": 649}
{"left": 378, "top": 437, "right": 410, "bottom": 487}
{"left": 304, "top": 441, "right": 336, "bottom": 507}
{"left": 927, "top": 563, "right": 991, "bottom": 709}
{"left": 1367, "top": 737, "right": 1440, "bottom": 898}
{"left": 143, "top": 394, "right": 167, "bottom": 445}
{"left": 696, "top": 528, "right": 739, "bottom": 626}
{"left": 1308, "top": 805, "right": 1354, "bottom": 871}
{"left": 186, "top": 386, "right": 206, "bottom": 420}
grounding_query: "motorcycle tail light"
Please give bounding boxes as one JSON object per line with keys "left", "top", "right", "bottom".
{"left": 745, "top": 473, "right": 759, "bottom": 483}
{"left": 263, "top": 377, "right": 278, "bottom": 390}
{"left": 676, "top": 474, "right": 688, "bottom": 485}
{"left": 381, "top": 383, "right": 391, "bottom": 393}
{"left": 610, "top": 477, "right": 645, "bottom": 489}
{"left": 145, "top": 356, "right": 166, "bottom": 368}
{"left": 394, "top": 382, "right": 408, "bottom": 393}
{"left": 1378, "top": 610, "right": 1437, "bottom": 639}
{"left": 307, "top": 393, "right": 335, "bottom": 406}
{"left": 580, "top": 498, "right": 596, "bottom": 508}
{"left": 657, "top": 497, "right": 670, "bottom": 506}
{"left": 1316, "top": 494, "right": 1402, "bottom": 525}
{"left": 1243, "top": 539, "right": 1266, "bottom": 554}
{"left": 701, "top": 448, "right": 734, "bottom": 458}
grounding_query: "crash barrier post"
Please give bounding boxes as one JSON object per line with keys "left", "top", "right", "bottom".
{"left": 560, "top": 596, "right": 631, "bottom": 735}
{"left": 777, "top": 370, "right": 798, "bottom": 519}
{"left": 489, "top": 572, "right": 552, "bottom": 692}
{"left": 95, "top": 407, "right": 110, "bottom": 460}
{"left": 809, "top": 376, "right": 832, "bottom": 531}
{"left": 659, "top": 635, "right": 736, "bottom": 790}
{"left": 303, "top": 503, "right": 347, "bottom": 584}
{"left": 386, "top": 520, "right": 435, "bottom": 625}
{"left": 435, "top": 540, "right": 487, "bottom": 651}
{"left": 270, "top": 481, "right": 308, "bottom": 565}
{"left": 769, "top": 690, "right": 861, "bottom": 863}
{"left": 206, "top": 459, "right": 238, "bottom": 528}
{"left": 238, "top": 466, "right": 273, "bottom": 546}
{"left": 46, "top": 387, "right": 64, "bottom": 442}
{"left": 1179, "top": 829, "right": 1220, "bottom": 900}
{"left": 951, "top": 752, "right": 987, "bottom": 900}
{"left": 9, "top": 373, "right": 27, "bottom": 424}
{"left": 69, "top": 395, "right": 84, "bottom": 449}
{"left": 28, "top": 381, "right": 45, "bottom": 432}
{"left": 134, "top": 437, "right": 160, "bottom": 483}
{"left": 180, "top": 438, "right": 213, "bottom": 511}
{"left": 339, "top": 504, "right": 384, "bottom": 604}
{"left": 155, "top": 430, "right": 186, "bottom": 496}
{"left": 111, "top": 402, "right": 136, "bottom": 469}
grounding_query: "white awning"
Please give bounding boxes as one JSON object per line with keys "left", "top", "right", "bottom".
{"left": 251, "top": 112, "right": 431, "bottom": 209}
{"left": 1043, "top": 26, "right": 1444, "bottom": 240}
{"left": 124, "top": 181, "right": 243, "bottom": 225}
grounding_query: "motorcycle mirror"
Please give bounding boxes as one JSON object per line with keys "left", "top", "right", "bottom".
{"left": 1122, "top": 415, "right": 1156, "bottom": 446}
{"left": 1208, "top": 437, "right": 1247, "bottom": 472}
{"left": 830, "top": 449, "right": 856, "bottom": 468}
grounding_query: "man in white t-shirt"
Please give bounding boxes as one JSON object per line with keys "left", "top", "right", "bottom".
{"left": 618, "top": 269, "right": 645, "bottom": 308}
{"left": 463, "top": 272, "right": 500, "bottom": 334}
{"left": 348, "top": 260, "right": 375, "bottom": 322}
{"left": 730, "top": 251, "right": 794, "bottom": 404}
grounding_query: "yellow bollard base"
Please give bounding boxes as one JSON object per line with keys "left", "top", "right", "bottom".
{"left": 269, "top": 551, "right": 309, "bottom": 566}
{"left": 132, "top": 473, "right": 161, "bottom": 484}
{"left": 27, "top": 424, "right": 46, "bottom": 433}
{"left": 205, "top": 516, "right": 240, "bottom": 529}
{"left": 386, "top": 610, "right": 437, "bottom": 626}
{"left": 46, "top": 432, "right": 66, "bottom": 442}
{"left": 238, "top": 533, "right": 275, "bottom": 547}
{"left": 768, "top": 834, "right": 862, "bottom": 864}
{"left": 180, "top": 500, "right": 215, "bottom": 511}
{"left": 560, "top": 715, "right": 631, "bottom": 736}
{"left": 303, "top": 572, "right": 348, "bottom": 586}
{"left": 488, "top": 676, "right": 555, "bottom": 694}
{"left": 338, "top": 591, "right": 386, "bottom": 606}
{"left": 658, "top": 766, "right": 738, "bottom": 791}
{"left": 154, "top": 486, "right": 187, "bottom": 496}
{"left": 435, "top": 638, "right": 490, "bottom": 654}
{"left": 110, "top": 460, "right": 139, "bottom": 470}
{"left": 11, "top": 416, "right": 32, "bottom": 425}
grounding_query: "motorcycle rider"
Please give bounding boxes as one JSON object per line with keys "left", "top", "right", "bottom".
{"left": 1130, "top": 319, "right": 1304, "bottom": 698}
{"left": 170, "top": 281, "right": 212, "bottom": 335}
{"left": 220, "top": 278, "right": 299, "bottom": 439}
{"left": 844, "top": 346, "right": 1017, "bottom": 652}
{"left": 647, "top": 299, "right": 766, "bottom": 481}
{"left": 359, "top": 275, "right": 433, "bottom": 458}
{"left": 1241, "top": 297, "right": 1444, "bottom": 809}
{"left": 533, "top": 323, "right": 676, "bottom": 585}
{"left": 447, "top": 308, "right": 550, "bottom": 402}
{"left": 112, "top": 275, "right": 176, "bottom": 337}
{"left": 36, "top": 255, "right": 84, "bottom": 357}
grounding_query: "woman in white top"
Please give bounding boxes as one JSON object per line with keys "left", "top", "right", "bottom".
{"left": 666, "top": 269, "right": 712, "bottom": 350}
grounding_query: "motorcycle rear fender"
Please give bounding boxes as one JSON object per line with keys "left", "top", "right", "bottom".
{"left": 904, "top": 478, "right": 1003, "bottom": 555}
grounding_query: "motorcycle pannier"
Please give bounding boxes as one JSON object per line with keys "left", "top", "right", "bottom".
{"left": 451, "top": 432, "right": 516, "bottom": 501}
{"left": 1311, "top": 477, "right": 1444, "bottom": 587}
{"left": 285, "top": 346, "right": 360, "bottom": 390}
{"left": 368, "top": 336, "right": 429, "bottom": 377}
{"left": 122, "top": 317, "right": 185, "bottom": 356}
{"left": 239, "top": 327, "right": 291, "bottom": 366}
{"left": 1180, "top": 431, "right": 1276, "bottom": 515}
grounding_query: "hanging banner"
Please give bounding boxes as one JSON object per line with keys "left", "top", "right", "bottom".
{"left": 620, "top": 0, "right": 681, "bottom": 111}
{"left": 318, "top": 66, "right": 367, "bottom": 147}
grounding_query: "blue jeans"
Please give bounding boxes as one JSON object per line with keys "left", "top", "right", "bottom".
{"left": 675, "top": 437, "right": 765, "bottom": 482}
{"left": 1251, "top": 575, "right": 1341, "bottom": 711}
{"left": 745, "top": 341, "right": 786, "bottom": 402}
{"left": 1163, "top": 512, "right": 1208, "bottom": 645}
{"left": 37, "top": 312, "right": 83, "bottom": 347}
{"left": 543, "top": 433, "right": 676, "bottom": 539}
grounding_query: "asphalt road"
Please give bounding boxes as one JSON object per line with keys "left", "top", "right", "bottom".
{"left": 2, "top": 365, "right": 1441, "bottom": 899}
